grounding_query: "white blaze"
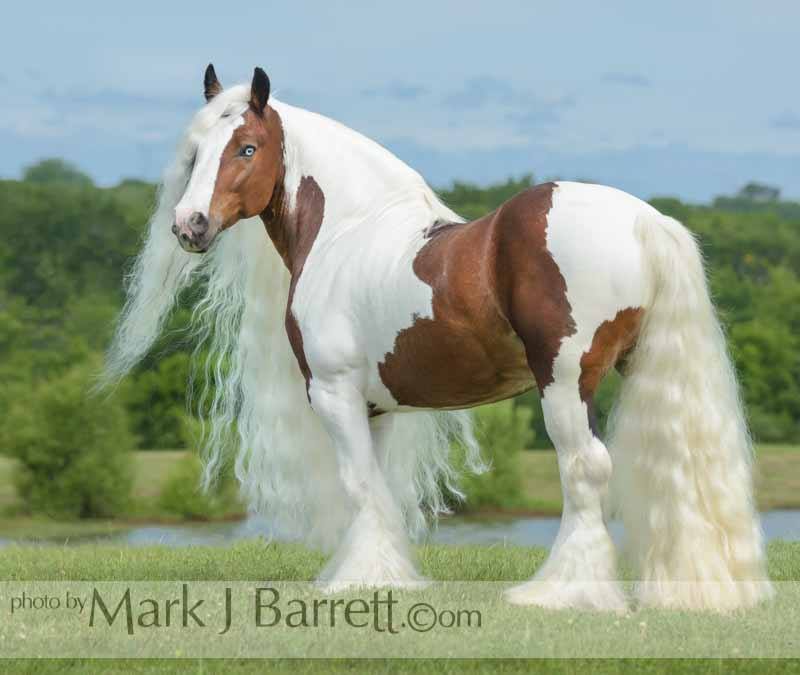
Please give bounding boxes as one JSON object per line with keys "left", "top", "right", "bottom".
{"left": 174, "top": 115, "right": 245, "bottom": 225}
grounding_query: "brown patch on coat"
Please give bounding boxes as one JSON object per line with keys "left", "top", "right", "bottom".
{"left": 496, "top": 183, "right": 576, "bottom": 391}
{"left": 265, "top": 175, "right": 326, "bottom": 276}
{"left": 261, "top": 175, "right": 326, "bottom": 394}
{"left": 578, "top": 307, "right": 644, "bottom": 404}
{"left": 379, "top": 182, "right": 577, "bottom": 408}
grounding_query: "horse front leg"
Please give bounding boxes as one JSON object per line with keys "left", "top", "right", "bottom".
{"left": 309, "top": 378, "right": 424, "bottom": 592}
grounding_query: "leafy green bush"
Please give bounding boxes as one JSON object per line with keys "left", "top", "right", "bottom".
{"left": 2, "top": 361, "right": 133, "bottom": 518}
{"left": 157, "top": 453, "right": 240, "bottom": 520}
{"left": 126, "top": 352, "right": 194, "bottom": 449}
{"left": 453, "top": 400, "right": 534, "bottom": 512}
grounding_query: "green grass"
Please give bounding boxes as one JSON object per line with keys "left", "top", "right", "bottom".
{"left": 7, "top": 657, "right": 798, "bottom": 675}
{"left": 4, "top": 539, "right": 798, "bottom": 582}
{"left": 2, "top": 542, "right": 799, "bottom": 672}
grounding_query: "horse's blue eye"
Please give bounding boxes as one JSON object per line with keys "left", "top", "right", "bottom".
{"left": 242, "top": 145, "right": 256, "bottom": 157}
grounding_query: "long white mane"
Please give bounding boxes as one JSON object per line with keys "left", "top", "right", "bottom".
{"left": 104, "top": 85, "right": 482, "bottom": 549}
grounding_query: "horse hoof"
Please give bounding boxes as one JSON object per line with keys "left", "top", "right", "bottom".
{"left": 504, "top": 580, "right": 628, "bottom": 613}
{"left": 317, "top": 577, "right": 429, "bottom": 595}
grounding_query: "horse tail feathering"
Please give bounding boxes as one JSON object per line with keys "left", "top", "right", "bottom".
{"left": 607, "top": 210, "right": 773, "bottom": 610}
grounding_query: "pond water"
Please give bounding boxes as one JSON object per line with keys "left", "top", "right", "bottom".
{"left": 1, "top": 510, "right": 798, "bottom": 548}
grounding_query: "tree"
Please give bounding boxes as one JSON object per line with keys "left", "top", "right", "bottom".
{"left": 737, "top": 182, "right": 780, "bottom": 203}
{"left": 22, "top": 158, "right": 94, "bottom": 188}
{"left": 2, "top": 361, "right": 134, "bottom": 518}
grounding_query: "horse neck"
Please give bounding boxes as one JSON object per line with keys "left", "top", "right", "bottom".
{"left": 262, "top": 100, "right": 438, "bottom": 274}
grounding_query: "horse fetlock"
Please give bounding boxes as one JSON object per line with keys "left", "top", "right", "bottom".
{"left": 505, "top": 579, "right": 628, "bottom": 612}
{"left": 507, "top": 518, "right": 623, "bottom": 610}
{"left": 317, "top": 504, "right": 423, "bottom": 592}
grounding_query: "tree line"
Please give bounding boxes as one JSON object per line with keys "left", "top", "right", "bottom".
{"left": 1, "top": 160, "right": 798, "bottom": 455}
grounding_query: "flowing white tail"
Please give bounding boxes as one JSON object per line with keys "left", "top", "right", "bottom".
{"left": 608, "top": 212, "right": 773, "bottom": 610}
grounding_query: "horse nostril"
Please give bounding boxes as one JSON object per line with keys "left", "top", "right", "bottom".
{"left": 171, "top": 224, "right": 178, "bottom": 235}
{"left": 188, "top": 212, "right": 209, "bottom": 234}
{"left": 180, "top": 232, "right": 190, "bottom": 242}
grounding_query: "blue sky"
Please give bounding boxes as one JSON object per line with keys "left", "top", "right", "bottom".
{"left": 1, "top": 1, "right": 798, "bottom": 201}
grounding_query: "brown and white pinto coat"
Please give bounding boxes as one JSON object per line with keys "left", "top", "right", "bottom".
{"left": 173, "top": 68, "right": 642, "bottom": 426}
{"left": 120, "top": 65, "right": 768, "bottom": 612}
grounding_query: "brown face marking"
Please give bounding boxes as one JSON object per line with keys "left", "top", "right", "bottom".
{"left": 261, "top": 176, "right": 326, "bottom": 395}
{"left": 208, "top": 106, "right": 284, "bottom": 233}
{"left": 379, "top": 182, "right": 575, "bottom": 408}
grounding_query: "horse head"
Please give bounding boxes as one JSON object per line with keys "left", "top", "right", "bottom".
{"left": 173, "top": 65, "right": 283, "bottom": 252}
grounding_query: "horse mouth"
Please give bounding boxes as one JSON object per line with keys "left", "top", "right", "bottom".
{"left": 177, "top": 237, "right": 209, "bottom": 254}
{"left": 175, "top": 229, "right": 219, "bottom": 254}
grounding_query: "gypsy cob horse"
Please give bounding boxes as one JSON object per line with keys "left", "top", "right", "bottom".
{"left": 104, "top": 65, "right": 772, "bottom": 611}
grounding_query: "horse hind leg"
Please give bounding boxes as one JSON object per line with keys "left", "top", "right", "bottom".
{"left": 506, "top": 342, "right": 627, "bottom": 611}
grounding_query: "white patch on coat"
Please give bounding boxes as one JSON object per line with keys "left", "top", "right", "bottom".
{"left": 268, "top": 101, "right": 478, "bottom": 587}
{"left": 273, "top": 99, "right": 456, "bottom": 411}
{"left": 297, "top": 209, "right": 437, "bottom": 411}
{"left": 544, "top": 181, "right": 651, "bottom": 389}
{"left": 174, "top": 114, "right": 245, "bottom": 225}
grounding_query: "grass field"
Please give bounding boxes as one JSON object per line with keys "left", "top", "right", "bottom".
{"left": 4, "top": 658, "right": 799, "bottom": 675}
{"left": 2, "top": 449, "right": 799, "bottom": 672}
{"left": 2, "top": 542, "right": 800, "bottom": 672}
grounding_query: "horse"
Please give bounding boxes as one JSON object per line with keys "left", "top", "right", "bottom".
{"left": 103, "top": 64, "right": 772, "bottom": 611}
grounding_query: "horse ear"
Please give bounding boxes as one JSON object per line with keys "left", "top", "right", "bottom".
{"left": 204, "top": 63, "right": 222, "bottom": 102}
{"left": 250, "top": 67, "right": 271, "bottom": 115}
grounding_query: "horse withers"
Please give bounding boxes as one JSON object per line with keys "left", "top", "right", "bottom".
{"left": 104, "top": 65, "right": 772, "bottom": 611}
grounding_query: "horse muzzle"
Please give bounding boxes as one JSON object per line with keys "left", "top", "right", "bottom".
{"left": 173, "top": 211, "right": 215, "bottom": 253}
